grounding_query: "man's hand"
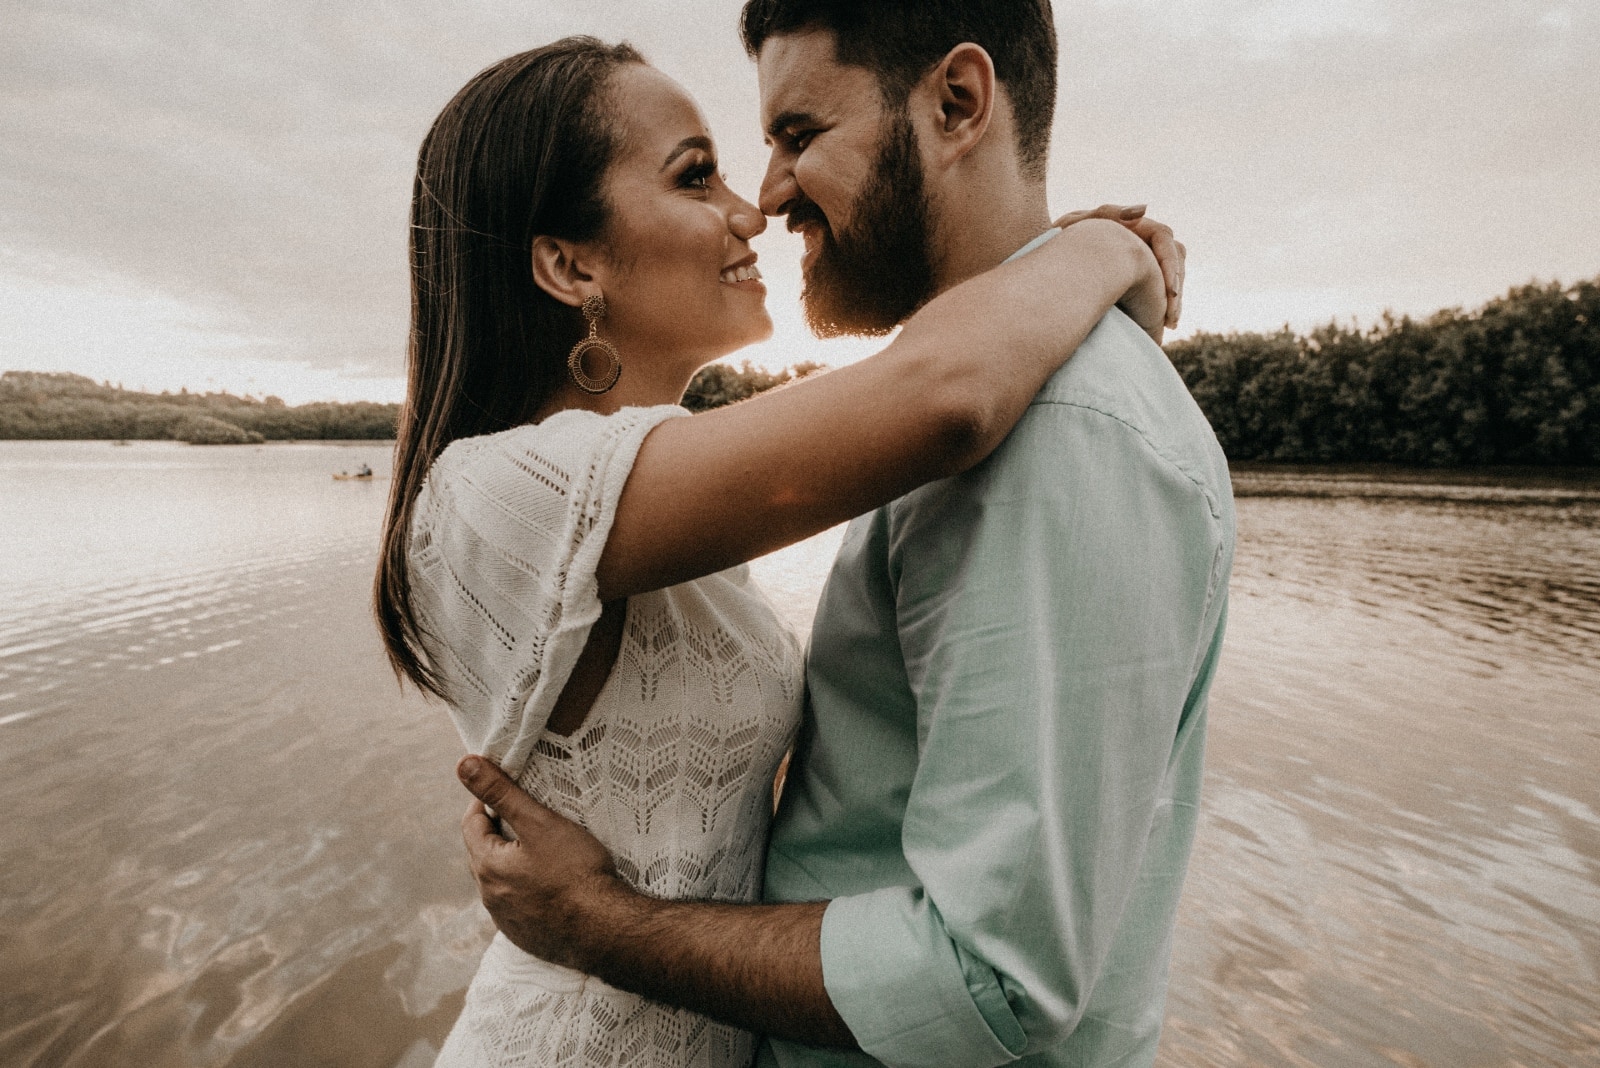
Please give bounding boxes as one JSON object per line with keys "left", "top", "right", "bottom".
{"left": 1054, "top": 203, "right": 1186, "bottom": 329}
{"left": 456, "top": 753, "right": 856, "bottom": 1047}
{"left": 457, "top": 754, "right": 627, "bottom": 970}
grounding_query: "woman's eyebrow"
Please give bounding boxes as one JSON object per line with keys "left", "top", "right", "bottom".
{"left": 661, "top": 135, "right": 714, "bottom": 171}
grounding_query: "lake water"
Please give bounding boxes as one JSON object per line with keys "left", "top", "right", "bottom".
{"left": 2, "top": 441, "right": 1597, "bottom": 1068}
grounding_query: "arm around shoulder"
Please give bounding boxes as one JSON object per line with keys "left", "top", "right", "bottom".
{"left": 598, "top": 219, "right": 1163, "bottom": 600}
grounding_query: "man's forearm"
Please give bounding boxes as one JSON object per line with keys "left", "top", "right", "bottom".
{"left": 577, "top": 884, "right": 857, "bottom": 1048}
{"left": 457, "top": 755, "right": 857, "bottom": 1047}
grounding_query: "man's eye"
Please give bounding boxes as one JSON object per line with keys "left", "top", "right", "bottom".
{"left": 791, "top": 131, "right": 815, "bottom": 151}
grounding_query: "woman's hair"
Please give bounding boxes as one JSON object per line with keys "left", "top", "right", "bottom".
{"left": 375, "top": 37, "right": 645, "bottom": 697}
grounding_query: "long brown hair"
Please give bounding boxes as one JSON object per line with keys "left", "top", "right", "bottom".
{"left": 375, "top": 38, "right": 644, "bottom": 697}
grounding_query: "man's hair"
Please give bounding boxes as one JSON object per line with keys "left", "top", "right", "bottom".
{"left": 739, "top": 0, "right": 1058, "bottom": 180}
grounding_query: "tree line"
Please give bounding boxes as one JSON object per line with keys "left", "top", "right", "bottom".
{"left": 6, "top": 275, "right": 1594, "bottom": 463}
{"left": 0, "top": 361, "right": 827, "bottom": 444}
{"left": 680, "top": 360, "right": 826, "bottom": 412}
{"left": 1165, "top": 276, "right": 1598, "bottom": 466}
{"left": 0, "top": 373, "right": 400, "bottom": 443}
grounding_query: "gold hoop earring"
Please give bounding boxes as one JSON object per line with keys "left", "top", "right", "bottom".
{"left": 567, "top": 294, "right": 622, "bottom": 394}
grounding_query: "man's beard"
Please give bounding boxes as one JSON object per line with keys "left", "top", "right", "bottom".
{"left": 795, "top": 112, "right": 936, "bottom": 338}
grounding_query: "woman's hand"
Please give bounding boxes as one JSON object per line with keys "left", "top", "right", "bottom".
{"left": 1054, "top": 204, "right": 1185, "bottom": 331}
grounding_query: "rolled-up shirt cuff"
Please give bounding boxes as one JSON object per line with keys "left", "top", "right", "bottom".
{"left": 821, "top": 887, "right": 1027, "bottom": 1068}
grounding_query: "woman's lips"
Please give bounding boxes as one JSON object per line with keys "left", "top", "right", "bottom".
{"left": 719, "top": 261, "right": 765, "bottom": 292}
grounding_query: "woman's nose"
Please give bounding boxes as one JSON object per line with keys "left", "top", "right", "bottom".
{"left": 728, "top": 196, "right": 767, "bottom": 241}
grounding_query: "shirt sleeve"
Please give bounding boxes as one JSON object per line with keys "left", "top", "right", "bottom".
{"left": 817, "top": 398, "right": 1227, "bottom": 1068}
{"left": 408, "top": 404, "right": 688, "bottom": 780}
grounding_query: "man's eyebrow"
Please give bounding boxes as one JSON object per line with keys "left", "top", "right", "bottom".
{"left": 764, "top": 110, "right": 818, "bottom": 141}
{"left": 661, "top": 135, "right": 714, "bottom": 171}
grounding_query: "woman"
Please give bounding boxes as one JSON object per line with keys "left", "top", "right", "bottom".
{"left": 376, "top": 38, "right": 1175, "bottom": 1068}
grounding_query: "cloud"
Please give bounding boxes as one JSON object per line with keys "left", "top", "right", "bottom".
{"left": 1055, "top": 0, "right": 1600, "bottom": 331}
{"left": 1, "top": 0, "right": 1596, "bottom": 398}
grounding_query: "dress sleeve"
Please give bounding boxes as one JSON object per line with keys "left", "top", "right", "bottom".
{"left": 408, "top": 404, "right": 689, "bottom": 779}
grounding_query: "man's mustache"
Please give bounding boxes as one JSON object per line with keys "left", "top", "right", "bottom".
{"left": 785, "top": 198, "right": 829, "bottom": 236}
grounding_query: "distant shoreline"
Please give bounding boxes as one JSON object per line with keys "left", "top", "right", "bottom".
{"left": 1, "top": 371, "right": 400, "bottom": 444}
{"left": 0, "top": 362, "right": 820, "bottom": 444}
{"left": 7, "top": 438, "right": 1598, "bottom": 486}
{"left": 1228, "top": 461, "right": 1600, "bottom": 482}
{"left": 0, "top": 437, "right": 402, "bottom": 446}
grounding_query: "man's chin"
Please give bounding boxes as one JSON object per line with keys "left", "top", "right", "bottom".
{"left": 799, "top": 263, "right": 905, "bottom": 338}
{"left": 800, "top": 294, "right": 899, "bottom": 339}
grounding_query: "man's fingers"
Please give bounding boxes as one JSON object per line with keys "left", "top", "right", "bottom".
{"left": 461, "top": 799, "right": 504, "bottom": 871}
{"left": 458, "top": 754, "right": 549, "bottom": 836}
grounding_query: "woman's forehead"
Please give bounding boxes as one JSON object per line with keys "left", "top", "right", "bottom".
{"left": 608, "top": 64, "right": 714, "bottom": 168}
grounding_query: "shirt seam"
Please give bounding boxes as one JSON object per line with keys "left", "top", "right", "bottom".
{"left": 1029, "top": 396, "right": 1224, "bottom": 521}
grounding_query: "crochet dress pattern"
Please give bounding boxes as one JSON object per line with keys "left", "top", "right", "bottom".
{"left": 411, "top": 406, "right": 804, "bottom": 1068}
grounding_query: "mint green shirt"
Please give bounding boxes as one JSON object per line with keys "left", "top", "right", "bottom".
{"left": 759, "top": 243, "right": 1236, "bottom": 1068}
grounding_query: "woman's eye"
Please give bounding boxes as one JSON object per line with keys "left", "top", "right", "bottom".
{"left": 681, "top": 163, "right": 716, "bottom": 191}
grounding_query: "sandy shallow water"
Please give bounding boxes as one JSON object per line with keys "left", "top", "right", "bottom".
{"left": 2, "top": 443, "right": 1597, "bottom": 1067}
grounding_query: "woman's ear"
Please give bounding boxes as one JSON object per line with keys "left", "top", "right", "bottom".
{"left": 531, "top": 235, "right": 600, "bottom": 308}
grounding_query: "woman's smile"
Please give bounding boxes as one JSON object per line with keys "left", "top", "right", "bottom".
{"left": 720, "top": 254, "right": 766, "bottom": 293}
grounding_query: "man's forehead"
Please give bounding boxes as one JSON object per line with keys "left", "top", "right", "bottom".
{"left": 755, "top": 28, "right": 879, "bottom": 130}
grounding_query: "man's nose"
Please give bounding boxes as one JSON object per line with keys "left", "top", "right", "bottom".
{"left": 758, "top": 150, "right": 796, "bottom": 218}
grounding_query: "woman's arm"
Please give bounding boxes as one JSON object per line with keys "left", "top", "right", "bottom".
{"left": 598, "top": 218, "right": 1162, "bottom": 600}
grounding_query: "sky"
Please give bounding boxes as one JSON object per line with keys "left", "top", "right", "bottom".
{"left": 2, "top": 0, "right": 1595, "bottom": 403}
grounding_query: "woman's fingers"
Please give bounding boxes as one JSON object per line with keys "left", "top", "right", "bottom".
{"left": 1167, "top": 240, "right": 1186, "bottom": 327}
{"left": 1055, "top": 206, "right": 1183, "bottom": 328}
{"left": 1052, "top": 203, "right": 1145, "bottom": 229}
{"left": 1126, "top": 218, "right": 1184, "bottom": 328}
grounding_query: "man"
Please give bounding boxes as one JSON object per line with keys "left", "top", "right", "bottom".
{"left": 456, "top": 2, "right": 1235, "bottom": 1065}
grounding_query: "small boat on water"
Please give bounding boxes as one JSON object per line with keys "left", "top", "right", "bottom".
{"left": 333, "top": 464, "right": 375, "bottom": 481}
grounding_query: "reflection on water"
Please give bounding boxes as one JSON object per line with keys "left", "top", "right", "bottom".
{"left": 1, "top": 445, "right": 1597, "bottom": 1067}
{"left": 1160, "top": 466, "right": 1600, "bottom": 1068}
{"left": 0, "top": 442, "right": 477, "bottom": 1068}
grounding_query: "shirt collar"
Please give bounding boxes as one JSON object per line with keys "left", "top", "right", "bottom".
{"left": 1002, "top": 227, "right": 1063, "bottom": 264}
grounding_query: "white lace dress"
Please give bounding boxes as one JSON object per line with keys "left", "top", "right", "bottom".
{"left": 408, "top": 405, "right": 804, "bottom": 1068}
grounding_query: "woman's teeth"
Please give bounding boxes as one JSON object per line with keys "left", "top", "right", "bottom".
{"left": 720, "top": 264, "right": 762, "bottom": 284}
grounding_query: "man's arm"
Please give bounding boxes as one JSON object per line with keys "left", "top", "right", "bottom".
{"left": 457, "top": 756, "right": 857, "bottom": 1048}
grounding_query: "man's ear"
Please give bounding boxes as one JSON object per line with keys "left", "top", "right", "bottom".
{"left": 531, "top": 235, "right": 600, "bottom": 308}
{"left": 922, "top": 42, "right": 996, "bottom": 165}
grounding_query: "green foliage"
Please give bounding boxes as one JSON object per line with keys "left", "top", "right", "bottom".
{"left": 1165, "top": 277, "right": 1600, "bottom": 465}
{"left": 14, "top": 276, "right": 1592, "bottom": 466}
{"left": 169, "top": 413, "right": 265, "bottom": 445}
{"left": 682, "top": 361, "right": 827, "bottom": 412}
{"left": 0, "top": 372, "right": 400, "bottom": 443}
